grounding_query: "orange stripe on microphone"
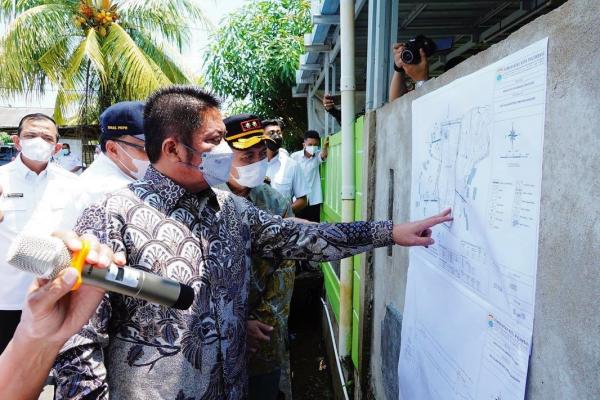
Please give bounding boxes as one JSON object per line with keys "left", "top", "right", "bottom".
{"left": 70, "top": 240, "right": 91, "bottom": 291}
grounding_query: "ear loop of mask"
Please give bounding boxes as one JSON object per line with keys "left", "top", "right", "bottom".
{"left": 115, "top": 142, "right": 149, "bottom": 180}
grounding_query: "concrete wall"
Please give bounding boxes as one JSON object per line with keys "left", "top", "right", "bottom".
{"left": 367, "top": 0, "right": 600, "bottom": 398}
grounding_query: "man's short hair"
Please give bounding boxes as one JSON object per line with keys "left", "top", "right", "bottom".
{"left": 17, "top": 113, "right": 59, "bottom": 141}
{"left": 304, "top": 130, "right": 320, "bottom": 141}
{"left": 62, "top": 143, "right": 71, "bottom": 149}
{"left": 261, "top": 119, "right": 282, "bottom": 130}
{"left": 144, "top": 85, "right": 221, "bottom": 163}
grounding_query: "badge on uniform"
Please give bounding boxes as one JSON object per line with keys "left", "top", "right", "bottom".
{"left": 6, "top": 193, "right": 24, "bottom": 198}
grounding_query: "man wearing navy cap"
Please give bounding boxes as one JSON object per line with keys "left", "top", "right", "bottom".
{"left": 83, "top": 101, "right": 149, "bottom": 183}
{"left": 64, "top": 101, "right": 150, "bottom": 225}
{"left": 221, "top": 114, "right": 295, "bottom": 400}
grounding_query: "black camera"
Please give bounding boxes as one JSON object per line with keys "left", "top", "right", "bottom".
{"left": 401, "top": 35, "right": 437, "bottom": 65}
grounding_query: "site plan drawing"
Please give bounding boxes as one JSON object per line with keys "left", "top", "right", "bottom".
{"left": 399, "top": 38, "right": 548, "bottom": 400}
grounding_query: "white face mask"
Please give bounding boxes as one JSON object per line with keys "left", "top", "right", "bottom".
{"left": 116, "top": 143, "right": 150, "bottom": 180}
{"left": 185, "top": 140, "right": 234, "bottom": 187}
{"left": 305, "top": 145, "right": 319, "bottom": 156}
{"left": 20, "top": 137, "right": 55, "bottom": 162}
{"left": 233, "top": 159, "right": 268, "bottom": 188}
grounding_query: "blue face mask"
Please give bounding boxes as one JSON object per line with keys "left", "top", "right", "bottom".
{"left": 62, "top": 149, "right": 69, "bottom": 156}
{"left": 181, "top": 140, "right": 234, "bottom": 187}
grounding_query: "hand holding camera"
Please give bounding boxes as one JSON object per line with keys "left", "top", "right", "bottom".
{"left": 322, "top": 94, "right": 341, "bottom": 111}
{"left": 393, "top": 35, "right": 438, "bottom": 83}
{"left": 393, "top": 43, "right": 429, "bottom": 82}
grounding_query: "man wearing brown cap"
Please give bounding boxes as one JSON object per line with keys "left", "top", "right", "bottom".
{"left": 221, "top": 114, "right": 295, "bottom": 400}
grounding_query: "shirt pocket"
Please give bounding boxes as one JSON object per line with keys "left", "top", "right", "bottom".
{"left": 273, "top": 178, "right": 292, "bottom": 197}
{"left": 1, "top": 196, "right": 28, "bottom": 232}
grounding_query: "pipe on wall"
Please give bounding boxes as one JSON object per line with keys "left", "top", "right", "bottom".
{"left": 338, "top": 0, "right": 356, "bottom": 358}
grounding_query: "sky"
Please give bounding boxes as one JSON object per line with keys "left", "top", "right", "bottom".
{"left": 0, "top": 0, "right": 247, "bottom": 108}
{"left": 181, "top": 0, "right": 247, "bottom": 74}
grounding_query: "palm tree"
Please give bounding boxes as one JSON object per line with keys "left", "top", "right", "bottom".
{"left": 0, "top": 0, "right": 205, "bottom": 124}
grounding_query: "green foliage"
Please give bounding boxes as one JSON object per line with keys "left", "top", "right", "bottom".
{"left": 0, "top": 0, "right": 205, "bottom": 125}
{"left": 0, "top": 131, "right": 12, "bottom": 145}
{"left": 205, "top": 0, "right": 312, "bottom": 139}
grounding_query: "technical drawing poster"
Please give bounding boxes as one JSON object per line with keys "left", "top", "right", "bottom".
{"left": 399, "top": 38, "right": 548, "bottom": 400}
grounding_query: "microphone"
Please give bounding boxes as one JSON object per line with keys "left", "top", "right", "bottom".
{"left": 6, "top": 234, "right": 195, "bottom": 310}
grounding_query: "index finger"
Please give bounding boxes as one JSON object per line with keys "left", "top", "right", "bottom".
{"left": 417, "top": 208, "right": 453, "bottom": 230}
{"left": 256, "top": 321, "right": 274, "bottom": 333}
{"left": 80, "top": 233, "right": 104, "bottom": 265}
{"left": 95, "top": 245, "right": 126, "bottom": 268}
{"left": 52, "top": 230, "right": 83, "bottom": 252}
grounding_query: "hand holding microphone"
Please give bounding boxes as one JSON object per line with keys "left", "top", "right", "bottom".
{"left": 15, "top": 231, "right": 122, "bottom": 347}
{"left": 7, "top": 232, "right": 195, "bottom": 312}
{"left": 0, "top": 232, "right": 122, "bottom": 400}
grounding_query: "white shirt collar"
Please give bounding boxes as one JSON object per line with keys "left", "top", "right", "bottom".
{"left": 84, "top": 152, "right": 134, "bottom": 182}
{"left": 269, "top": 152, "right": 281, "bottom": 164}
{"left": 13, "top": 153, "right": 50, "bottom": 180}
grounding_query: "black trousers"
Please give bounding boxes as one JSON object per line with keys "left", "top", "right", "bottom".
{"left": 0, "top": 310, "right": 22, "bottom": 354}
{"left": 296, "top": 204, "right": 321, "bottom": 223}
{"left": 248, "top": 369, "right": 282, "bottom": 400}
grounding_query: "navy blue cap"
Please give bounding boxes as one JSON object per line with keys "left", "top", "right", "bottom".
{"left": 99, "top": 101, "right": 145, "bottom": 142}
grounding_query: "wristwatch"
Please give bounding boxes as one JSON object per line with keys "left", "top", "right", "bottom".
{"left": 393, "top": 63, "right": 403, "bottom": 73}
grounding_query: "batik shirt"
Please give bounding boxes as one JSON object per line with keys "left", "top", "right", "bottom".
{"left": 53, "top": 166, "right": 394, "bottom": 400}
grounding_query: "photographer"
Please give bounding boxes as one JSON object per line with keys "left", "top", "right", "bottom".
{"left": 389, "top": 42, "right": 430, "bottom": 102}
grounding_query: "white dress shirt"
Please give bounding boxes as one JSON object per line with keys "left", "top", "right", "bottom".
{"left": 60, "top": 152, "right": 135, "bottom": 227}
{"left": 55, "top": 152, "right": 82, "bottom": 173}
{"left": 290, "top": 149, "right": 324, "bottom": 206}
{"left": 0, "top": 155, "right": 78, "bottom": 310}
{"left": 266, "top": 151, "right": 308, "bottom": 201}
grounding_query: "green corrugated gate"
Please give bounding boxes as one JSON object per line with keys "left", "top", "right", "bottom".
{"left": 320, "top": 116, "right": 364, "bottom": 369}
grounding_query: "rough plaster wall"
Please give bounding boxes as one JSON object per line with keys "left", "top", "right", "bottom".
{"left": 368, "top": 0, "right": 600, "bottom": 398}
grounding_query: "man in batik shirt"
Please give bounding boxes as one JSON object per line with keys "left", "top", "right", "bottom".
{"left": 220, "top": 114, "right": 295, "bottom": 400}
{"left": 52, "top": 86, "right": 452, "bottom": 400}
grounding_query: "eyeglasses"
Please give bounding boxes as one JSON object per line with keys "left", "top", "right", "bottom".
{"left": 112, "top": 139, "right": 145, "bottom": 152}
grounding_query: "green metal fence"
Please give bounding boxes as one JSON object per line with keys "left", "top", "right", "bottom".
{"left": 320, "top": 116, "right": 364, "bottom": 368}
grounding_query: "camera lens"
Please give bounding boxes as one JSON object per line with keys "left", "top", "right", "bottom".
{"left": 401, "top": 49, "right": 414, "bottom": 64}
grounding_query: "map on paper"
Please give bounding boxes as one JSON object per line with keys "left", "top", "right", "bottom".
{"left": 399, "top": 38, "right": 548, "bottom": 400}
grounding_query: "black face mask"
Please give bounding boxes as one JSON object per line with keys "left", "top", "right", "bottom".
{"left": 266, "top": 138, "right": 282, "bottom": 152}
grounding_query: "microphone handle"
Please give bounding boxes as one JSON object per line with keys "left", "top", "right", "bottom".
{"left": 80, "top": 264, "right": 189, "bottom": 309}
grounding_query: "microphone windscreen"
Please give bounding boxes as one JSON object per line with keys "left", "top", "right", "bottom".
{"left": 6, "top": 234, "right": 72, "bottom": 279}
